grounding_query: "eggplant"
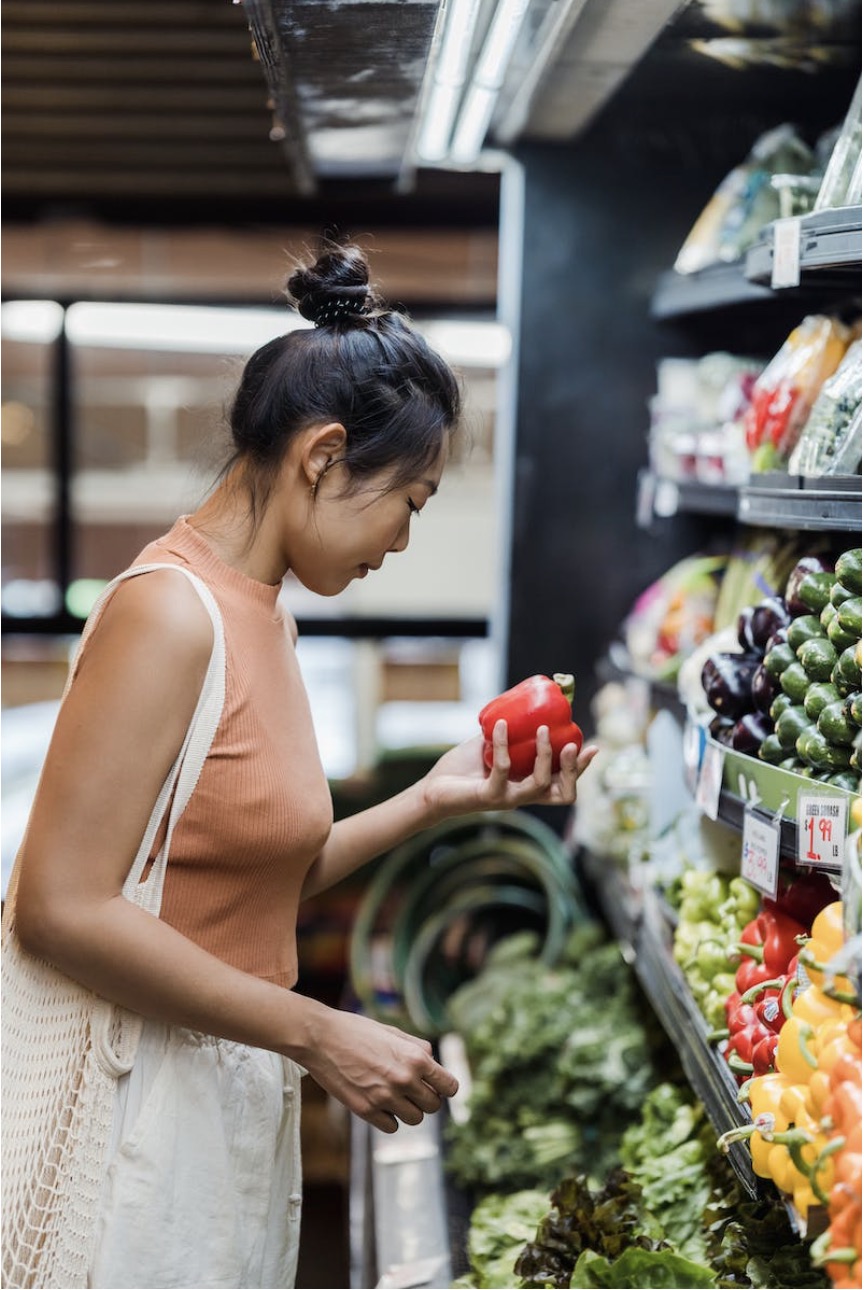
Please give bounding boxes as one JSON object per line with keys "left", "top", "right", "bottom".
{"left": 709, "top": 714, "right": 735, "bottom": 746}
{"left": 784, "top": 555, "right": 835, "bottom": 618}
{"left": 731, "top": 710, "right": 773, "bottom": 755}
{"left": 701, "top": 651, "right": 761, "bottom": 719}
{"left": 750, "top": 596, "right": 791, "bottom": 652}
{"left": 736, "top": 605, "right": 757, "bottom": 653}
{"left": 751, "top": 662, "right": 779, "bottom": 713}
{"left": 764, "top": 627, "right": 789, "bottom": 653}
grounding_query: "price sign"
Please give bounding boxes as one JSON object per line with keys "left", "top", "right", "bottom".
{"left": 797, "top": 793, "right": 848, "bottom": 869}
{"left": 696, "top": 739, "right": 724, "bottom": 821}
{"left": 772, "top": 217, "right": 801, "bottom": 288}
{"left": 741, "top": 806, "right": 780, "bottom": 898}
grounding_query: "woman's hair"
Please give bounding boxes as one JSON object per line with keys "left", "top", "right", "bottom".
{"left": 225, "top": 241, "right": 462, "bottom": 516}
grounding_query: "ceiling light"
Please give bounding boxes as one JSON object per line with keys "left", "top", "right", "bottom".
{"left": 449, "top": 0, "right": 532, "bottom": 165}
{"left": 415, "top": 0, "right": 484, "bottom": 163}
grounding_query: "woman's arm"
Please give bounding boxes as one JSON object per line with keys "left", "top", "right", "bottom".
{"left": 13, "top": 571, "right": 456, "bottom": 1133}
{"left": 302, "top": 720, "right": 598, "bottom": 899}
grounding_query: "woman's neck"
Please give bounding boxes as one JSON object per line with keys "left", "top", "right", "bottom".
{"left": 187, "top": 477, "right": 286, "bottom": 587}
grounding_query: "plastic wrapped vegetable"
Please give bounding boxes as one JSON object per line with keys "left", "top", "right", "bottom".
{"left": 744, "top": 315, "right": 851, "bottom": 472}
{"left": 815, "top": 76, "right": 863, "bottom": 211}
{"left": 789, "top": 339, "right": 862, "bottom": 478}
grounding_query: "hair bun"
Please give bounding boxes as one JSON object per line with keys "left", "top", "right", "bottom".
{"left": 287, "top": 244, "right": 379, "bottom": 326}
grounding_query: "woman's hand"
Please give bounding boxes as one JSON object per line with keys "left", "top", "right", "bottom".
{"left": 300, "top": 1008, "right": 458, "bottom": 1135}
{"left": 421, "top": 720, "right": 599, "bottom": 820}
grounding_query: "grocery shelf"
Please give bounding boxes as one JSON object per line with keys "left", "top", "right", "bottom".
{"left": 737, "top": 472, "right": 862, "bottom": 532}
{"left": 600, "top": 641, "right": 687, "bottom": 723}
{"left": 746, "top": 205, "right": 863, "bottom": 285}
{"left": 650, "top": 262, "right": 776, "bottom": 318}
{"left": 636, "top": 468, "right": 862, "bottom": 532}
{"left": 577, "top": 849, "right": 760, "bottom": 1196}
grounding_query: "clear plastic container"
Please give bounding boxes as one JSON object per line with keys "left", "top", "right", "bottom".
{"left": 815, "top": 77, "right": 862, "bottom": 210}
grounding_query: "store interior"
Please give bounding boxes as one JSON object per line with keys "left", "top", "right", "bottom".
{"left": 2, "top": 2, "right": 862, "bottom": 1289}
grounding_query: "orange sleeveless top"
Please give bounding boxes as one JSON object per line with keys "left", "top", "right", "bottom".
{"left": 117, "top": 517, "right": 333, "bottom": 987}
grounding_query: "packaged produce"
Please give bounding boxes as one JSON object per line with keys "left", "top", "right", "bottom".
{"left": 648, "top": 353, "right": 761, "bottom": 485}
{"left": 743, "top": 315, "right": 852, "bottom": 471}
{"left": 623, "top": 553, "right": 727, "bottom": 682}
{"left": 789, "top": 339, "right": 862, "bottom": 478}
{"left": 815, "top": 76, "right": 863, "bottom": 211}
{"left": 478, "top": 673, "right": 583, "bottom": 780}
{"left": 674, "top": 124, "right": 817, "bottom": 274}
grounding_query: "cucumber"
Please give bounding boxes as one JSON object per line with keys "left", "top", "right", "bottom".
{"left": 851, "top": 730, "right": 862, "bottom": 772}
{"left": 797, "top": 571, "right": 834, "bottom": 614}
{"left": 820, "top": 602, "right": 837, "bottom": 632}
{"left": 764, "top": 641, "right": 797, "bottom": 679}
{"left": 770, "top": 691, "right": 795, "bottom": 722}
{"left": 817, "top": 700, "right": 858, "bottom": 747}
{"left": 759, "top": 733, "right": 786, "bottom": 764}
{"left": 797, "top": 636, "right": 838, "bottom": 682}
{"left": 780, "top": 661, "right": 811, "bottom": 702}
{"left": 788, "top": 614, "right": 825, "bottom": 652}
{"left": 833, "top": 645, "right": 863, "bottom": 697}
{"left": 797, "top": 728, "right": 853, "bottom": 772}
{"left": 847, "top": 692, "right": 863, "bottom": 727}
{"left": 831, "top": 581, "right": 855, "bottom": 608}
{"left": 779, "top": 755, "right": 804, "bottom": 772}
{"left": 837, "top": 595, "right": 862, "bottom": 639}
{"left": 804, "top": 681, "right": 841, "bottom": 721}
{"left": 836, "top": 548, "right": 863, "bottom": 594}
{"left": 776, "top": 703, "right": 812, "bottom": 749}
{"left": 827, "top": 613, "right": 859, "bottom": 653}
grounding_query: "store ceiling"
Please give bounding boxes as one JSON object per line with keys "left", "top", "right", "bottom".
{"left": 3, "top": 0, "right": 859, "bottom": 232}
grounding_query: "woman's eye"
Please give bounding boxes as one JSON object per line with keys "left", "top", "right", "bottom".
{"left": 407, "top": 497, "right": 420, "bottom": 516}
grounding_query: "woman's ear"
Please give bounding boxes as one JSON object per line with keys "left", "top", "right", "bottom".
{"left": 300, "top": 422, "right": 348, "bottom": 489}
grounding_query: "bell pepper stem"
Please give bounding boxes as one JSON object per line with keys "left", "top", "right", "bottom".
{"left": 552, "top": 673, "right": 575, "bottom": 705}
{"left": 727, "top": 1053, "right": 755, "bottom": 1076}
{"left": 736, "top": 943, "right": 765, "bottom": 962}
{"left": 706, "top": 1027, "right": 729, "bottom": 1043}
{"left": 780, "top": 973, "right": 797, "bottom": 1019}
{"left": 741, "top": 976, "right": 784, "bottom": 1003}
{"left": 737, "top": 1077, "right": 755, "bottom": 1103}
{"left": 717, "top": 1124, "right": 757, "bottom": 1152}
{"left": 810, "top": 1135, "right": 847, "bottom": 1206}
{"left": 798, "top": 1021, "right": 819, "bottom": 1070}
{"left": 769, "top": 1128, "right": 817, "bottom": 1180}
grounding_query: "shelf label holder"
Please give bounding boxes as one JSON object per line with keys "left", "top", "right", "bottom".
{"left": 796, "top": 791, "right": 848, "bottom": 870}
{"left": 695, "top": 737, "right": 724, "bottom": 821}
{"left": 771, "top": 217, "right": 802, "bottom": 288}
{"left": 741, "top": 803, "right": 781, "bottom": 898}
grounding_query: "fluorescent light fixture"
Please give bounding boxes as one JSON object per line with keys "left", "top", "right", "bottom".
{"left": 415, "top": 0, "right": 484, "bottom": 163}
{"left": 2, "top": 299, "right": 509, "bottom": 367}
{"left": 1, "top": 300, "right": 64, "bottom": 344}
{"left": 65, "top": 303, "right": 310, "bottom": 353}
{"left": 421, "top": 319, "right": 511, "bottom": 367}
{"left": 449, "top": 0, "right": 532, "bottom": 164}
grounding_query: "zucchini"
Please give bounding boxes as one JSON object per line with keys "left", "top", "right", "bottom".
{"left": 836, "top": 548, "right": 863, "bottom": 594}
{"left": 797, "top": 728, "right": 853, "bottom": 772}
{"left": 847, "top": 692, "right": 863, "bottom": 727}
{"left": 758, "top": 733, "right": 786, "bottom": 764}
{"left": 837, "top": 595, "right": 862, "bottom": 639}
{"left": 826, "top": 771, "right": 860, "bottom": 791}
{"left": 788, "top": 615, "right": 825, "bottom": 652}
{"left": 797, "top": 636, "right": 838, "bottom": 682}
{"left": 797, "top": 571, "right": 834, "bottom": 614}
{"left": 804, "top": 681, "right": 841, "bottom": 721}
{"left": 764, "top": 641, "right": 797, "bottom": 679}
{"left": 830, "top": 580, "right": 855, "bottom": 608}
{"left": 827, "top": 613, "right": 859, "bottom": 653}
{"left": 833, "top": 645, "right": 863, "bottom": 697}
{"left": 780, "top": 661, "right": 811, "bottom": 703}
{"left": 770, "top": 691, "right": 795, "bottom": 722}
{"left": 817, "top": 699, "right": 858, "bottom": 747}
{"left": 776, "top": 703, "right": 812, "bottom": 749}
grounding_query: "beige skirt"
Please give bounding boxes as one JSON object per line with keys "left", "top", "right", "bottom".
{"left": 88, "top": 1019, "right": 304, "bottom": 1290}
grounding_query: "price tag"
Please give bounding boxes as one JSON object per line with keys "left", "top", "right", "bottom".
{"left": 772, "top": 217, "right": 801, "bottom": 289}
{"left": 797, "top": 792, "right": 848, "bottom": 869}
{"left": 741, "top": 806, "right": 780, "bottom": 898}
{"left": 695, "top": 739, "right": 724, "bottom": 821}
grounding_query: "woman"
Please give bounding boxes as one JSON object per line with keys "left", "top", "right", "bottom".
{"left": 6, "top": 243, "right": 596, "bottom": 1289}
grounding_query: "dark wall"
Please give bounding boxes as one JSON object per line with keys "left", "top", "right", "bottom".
{"left": 504, "top": 52, "right": 860, "bottom": 719}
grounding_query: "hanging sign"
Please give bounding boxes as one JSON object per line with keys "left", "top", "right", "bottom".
{"left": 741, "top": 806, "right": 780, "bottom": 898}
{"left": 797, "top": 792, "right": 848, "bottom": 870}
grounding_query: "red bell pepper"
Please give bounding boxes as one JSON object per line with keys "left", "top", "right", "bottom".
{"left": 478, "top": 673, "right": 583, "bottom": 781}
{"left": 734, "top": 907, "right": 807, "bottom": 978}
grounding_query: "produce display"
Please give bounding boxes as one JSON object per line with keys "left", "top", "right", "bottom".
{"left": 700, "top": 545, "right": 862, "bottom": 787}
{"left": 478, "top": 673, "right": 584, "bottom": 780}
{"left": 789, "top": 340, "right": 862, "bottom": 478}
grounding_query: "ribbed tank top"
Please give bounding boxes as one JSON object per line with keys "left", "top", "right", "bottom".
{"left": 111, "top": 517, "right": 333, "bottom": 987}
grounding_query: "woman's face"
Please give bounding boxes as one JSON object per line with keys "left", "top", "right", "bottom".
{"left": 288, "top": 442, "right": 447, "bottom": 597}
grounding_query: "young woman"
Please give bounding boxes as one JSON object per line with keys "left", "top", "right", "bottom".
{"left": 6, "top": 243, "right": 597, "bottom": 1289}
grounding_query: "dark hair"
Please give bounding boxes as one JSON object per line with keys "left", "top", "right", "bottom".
{"left": 225, "top": 242, "right": 462, "bottom": 515}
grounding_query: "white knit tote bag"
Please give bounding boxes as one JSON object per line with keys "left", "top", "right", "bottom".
{"left": 1, "top": 564, "right": 226, "bottom": 1289}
